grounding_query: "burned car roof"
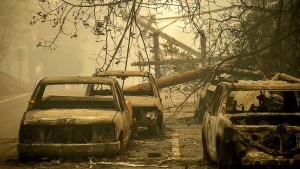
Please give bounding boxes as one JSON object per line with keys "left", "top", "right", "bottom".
{"left": 38, "top": 76, "right": 117, "bottom": 85}
{"left": 221, "top": 80, "right": 300, "bottom": 91}
{"left": 94, "top": 70, "right": 149, "bottom": 77}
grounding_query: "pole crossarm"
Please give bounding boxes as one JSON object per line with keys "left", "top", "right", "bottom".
{"left": 136, "top": 17, "right": 200, "bottom": 57}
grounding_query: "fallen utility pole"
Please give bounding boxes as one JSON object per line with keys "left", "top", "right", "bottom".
{"left": 125, "top": 66, "right": 263, "bottom": 91}
{"left": 125, "top": 67, "right": 212, "bottom": 91}
{"left": 131, "top": 57, "right": 226, "bottom": 66}
{"left": 131, "top": 58, "right": 201, "bottom": 66}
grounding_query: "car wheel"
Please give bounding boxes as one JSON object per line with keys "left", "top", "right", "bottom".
{"left": 202, "top": 131, "right": 213, "bottom": 163}
{"left": 218, "top": 143, "right": 232, "bottom": 169}
{"left": 19, "top": 153, "right": 30, "bottom": 163}
{"left": 118, "top": 132, "right": 125, "bottom": 154}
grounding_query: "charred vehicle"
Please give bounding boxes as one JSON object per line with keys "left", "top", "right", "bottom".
{"left": 194, "top": 67, "right": 263, "bottom": 121}
{"left": 202, "top": 80, "right": 300, "bottom": 168}
{"left": 18, "top": 77, "right": 132, "bottom": 160}
{"left": 89, "top": 70, "right": 163, "bottom": 133}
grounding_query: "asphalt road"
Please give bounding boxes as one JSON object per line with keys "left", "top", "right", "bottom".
{"left": 0, "top": 93, "right": 31, "bottom": 138}
{"left": 0, "top": 89, "right": 88, "bottom": 138}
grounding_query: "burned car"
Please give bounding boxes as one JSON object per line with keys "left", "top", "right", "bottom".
{"left": 202, "top": 80, "right": 300, "bottom": 168}
{"left": 88, "top": 70, "right": 163, "bottom": 134}
{"left": 18, "top": 77, "right": 132, "bottom": 161}
{"left": 194, "top": 67, "right": 263, "bottom": 122}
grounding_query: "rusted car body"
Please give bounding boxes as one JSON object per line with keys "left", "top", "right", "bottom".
{"left": 18, "top": 77, "right": 132, "bottom": 160}
{"left": 89, "top": 70, "right": 163, "bottom": 133}
{"left": 202, "top": 80, "right": 300, "bottom": 168}
{"left": 194, "top": 67, "right": 263, "bottom": 121}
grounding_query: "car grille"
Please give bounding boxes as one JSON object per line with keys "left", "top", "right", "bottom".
{"left": 132, "top": 107, "right": 155, "bottom": 121}
{"left": 20, "top": 125, "right": 114, "bottom": 144}
{"left": 44, "top": 125, "right": 92, "bottom": 144}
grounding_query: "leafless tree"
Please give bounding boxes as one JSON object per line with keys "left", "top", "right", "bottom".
{"left": 31, "top": 0, "right": 300, "bottom": 116}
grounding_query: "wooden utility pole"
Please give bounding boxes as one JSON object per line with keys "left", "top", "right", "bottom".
{"left": 200, "top": 30, "right": 206, "bottom": 66}
{"left": 153, "top": 33, "right": 161, "bottom": 79}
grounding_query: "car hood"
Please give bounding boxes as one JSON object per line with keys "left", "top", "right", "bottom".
{"left": 23, "top": 109, "right": 118, "bottom": 125}
{"left": 126, "top": 96, "right": 158, "bottom": 107}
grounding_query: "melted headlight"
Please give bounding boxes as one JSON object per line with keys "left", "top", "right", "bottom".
{"left": 19, "top": 125, "right": 44, "bottom": 144}
{"left": 93, "top": 124, "right": 114, "bottom": 143}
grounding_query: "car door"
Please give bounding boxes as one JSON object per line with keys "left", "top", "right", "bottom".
{"left": 114, "top": 83, "right": 131, "bottom": 137}
{"left": 149, "top": 74, "right": 163, "bottom": 111}
{"left": 206, "top": 86, "right": 223, "bottom": 156}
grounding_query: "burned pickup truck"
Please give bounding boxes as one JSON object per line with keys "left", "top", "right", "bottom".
{"left": 18, "top": 77, "right": 132, "bottom": 161}
{"left": 89, "top": 70, "right": 163, "bottom": 134}
{"left": 202, "top": 80, "right": 300, "bottom": 168}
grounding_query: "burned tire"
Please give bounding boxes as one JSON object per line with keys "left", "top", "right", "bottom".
{"left": 202, "top": 131, "right": 213, "bottom": 163}
{"left": 118, "top": 132, "right": 125, "bottom": 154}
{"left": 217, "top": 143, "right": 232, "bottom": 169}
{"left": 19, "top": 153, "right": 40, "bottom": 163}
{"left": 19, "top": 153, "right": 29, "bottom": 163}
